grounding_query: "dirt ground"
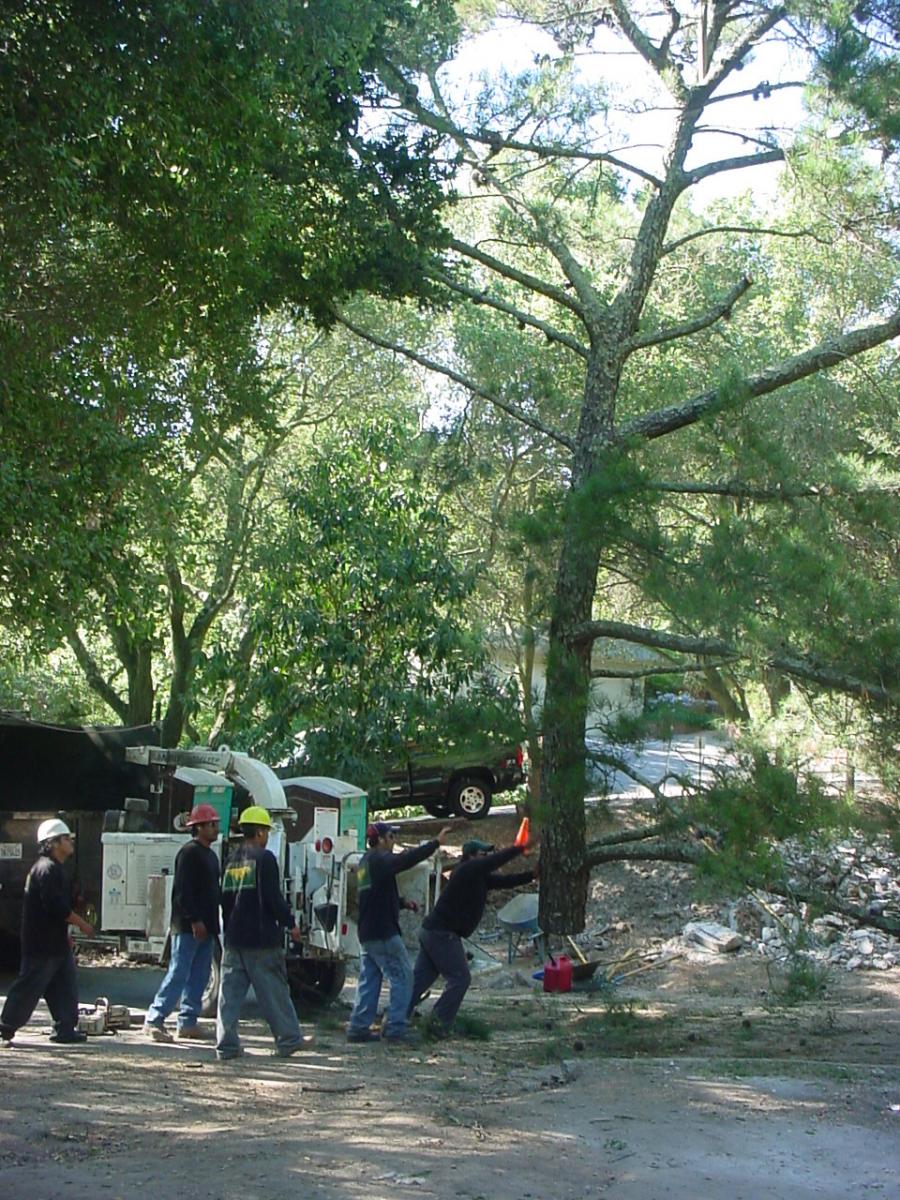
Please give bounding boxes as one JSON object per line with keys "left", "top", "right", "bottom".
{"left": 2, "top": 814, "right": 899, "bottom": 1199}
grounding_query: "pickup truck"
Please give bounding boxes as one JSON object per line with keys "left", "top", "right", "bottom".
{"left": 376, "top": 745, "right": 526, "bottom": 820}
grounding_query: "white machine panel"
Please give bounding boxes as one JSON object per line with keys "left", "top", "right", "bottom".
{"left": 101, "top": 833, "right": 188, "bottom": 932}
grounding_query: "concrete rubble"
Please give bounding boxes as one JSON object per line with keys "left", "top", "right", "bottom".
{"left": 726, "top": 832, "right": 900, "bottom": 972}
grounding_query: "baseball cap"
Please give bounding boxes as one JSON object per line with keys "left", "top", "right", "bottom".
{"left": 367, "top": 821, "right": 400, "bottom": 845}
{"left": 462, "top": 838, "right": 494, "bottom": 856}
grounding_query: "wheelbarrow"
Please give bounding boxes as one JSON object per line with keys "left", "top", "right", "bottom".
{"left": 497, "top": 893, "right": 544, "bottom": 963}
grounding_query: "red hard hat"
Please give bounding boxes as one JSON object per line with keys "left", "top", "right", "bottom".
{"left": 185, "top": 803, "right": 220, "bottom": 827}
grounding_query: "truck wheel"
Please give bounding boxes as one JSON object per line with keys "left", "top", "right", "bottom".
{"left": 201, "top": 941, "right": 222, "bottom": 1018}
{"left": 287, "top": 957, "right": 347, "bottom": 1016}
{"left": 449, "top": 777, "right": 492, "bottom": 820}
{"left": 422, "top": 803, "right": 449, "bottom": 818}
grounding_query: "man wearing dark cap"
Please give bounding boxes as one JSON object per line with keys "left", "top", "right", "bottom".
{"left": 409, "top": 836, "right": 536, "bottom": 1035}
{"left": 347, "top": 820, "right": 451, "bottom": 1044}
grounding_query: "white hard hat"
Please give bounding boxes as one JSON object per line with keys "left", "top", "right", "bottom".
{"left": 36, "top": 818, "right": 73, "bottom": 844}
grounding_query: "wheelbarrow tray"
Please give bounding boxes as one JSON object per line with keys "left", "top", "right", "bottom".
{"left": 496, "top": 892, "right": 540, "bottom": 933}
{"left": 571, "top": 959, "right": 603, "bottom": 982}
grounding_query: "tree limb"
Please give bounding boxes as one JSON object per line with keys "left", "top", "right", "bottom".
{"left": 700, "top": 6, "right": 788, "bottom": 95}
{"left": 619, "top": 308, "right": 900, "bottom": 443}
{"left": 333, "top": 307, "right": 576, "bottom": 450}
{"left": 430, "top": 267, "right": 589, "bottom": 358}
{"left": 585, "top": 837, "right": 704, "bottom": 867}
{"left": 590, "top": 660, "right": 738, "bottom": 679}
{"left": 650, "top": 481, "right": 900, "bottom": 500}
{"left": 570, "top": 619, "right": 898, "bottom": 706}
{"left": 681, "top": 147, "right": 785, "bottom": 189}
{"left": 625, "top": 276, "right": 752, "bottom": 353}
{"left": 449, "top": 237, "right": 585, "bottom": 318}
{"left": 454, "top": 129, "right": 663, "bottom": 188}
{"left": 65, "top": 629, "right": 129, "bottom": 722}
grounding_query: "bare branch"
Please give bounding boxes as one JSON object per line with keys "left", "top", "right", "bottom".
{"left": 663, "top": 222, "right": 823, "bottom": 255}
{"left": 626, "top": 276, "right": 752, "bottom": 354}
{"left": 682, "top": 147, "right": 785, "bottom": 189}
{"left": 333, "top": 308, "right": 576, "bottom": 450}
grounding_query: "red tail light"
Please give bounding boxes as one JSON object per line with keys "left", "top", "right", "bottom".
{"left": 341, "top": 922, "right": 348, "bottom": 936}
{"left": 322, "top": 836, "right": 334, "bottom": 854}
{"left": 315, "top": 839, "right": 321, "bottom": 851}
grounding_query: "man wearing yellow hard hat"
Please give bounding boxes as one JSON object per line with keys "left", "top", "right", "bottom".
{"left": 216, "top": 806, "right": 312, "bottom": 1060}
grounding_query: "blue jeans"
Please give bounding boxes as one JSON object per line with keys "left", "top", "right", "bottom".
{"left": 348, "top": 935, "right": 413, "bottom": 1039}
{"left": 216, "top": 945, "right": 302, "bottom": 1059}
{"left": 146, "top": 931, "right": 215, "bottom": 1031}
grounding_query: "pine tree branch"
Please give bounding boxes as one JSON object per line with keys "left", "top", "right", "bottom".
{"left": 585, "top": 837, "right": 704, "bottom": 867}
{"left": 590, "top": 660, "right": 738, "bottom": 679}
{"left": 625, "top": 276, "right": 752, "bottom": 353}
{"left": 681, "top": 147, "right": 785, "bottom": 189}
{"left": 651, "top": 481, "right": 900, "bottom": 500}
{"left": 700, "top": 6, "right": 788, "bottom": 95}
{"left": 585, "top": 747, "right": 684, "bottom": 801}
{"left": 663, "top": 223, "right": 824, "bottom": 255}
{"left": 333, "top": 308, "right": 576, "bottom": 450}
{"left": 449, "top": 237, "right": 585, "bottom": 318}
{"left": 570, "top": 619, "right": 898, "bottom": 706}
{"left": 452, "top": 129, "right": 663, "bottom": 188}
{"left": 607, "top": 0, "right": 685, "bottom": 96}
{"left": 619, "top": 308, "right": 900, "bottom": 443}
{"left": 430, "top": 267, "right": 589, "bottom": 358}
{"left": 704, "top": 80, "right": 806, "bottom": 106}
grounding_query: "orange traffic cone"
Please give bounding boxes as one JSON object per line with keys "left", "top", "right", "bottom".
{"left": 514, "top": 816, "right": 530, "bottom": 848}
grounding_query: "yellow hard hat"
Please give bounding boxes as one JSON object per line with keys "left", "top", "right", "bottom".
{"left": 238, "top": 805, "right": 273, "bottom": 828}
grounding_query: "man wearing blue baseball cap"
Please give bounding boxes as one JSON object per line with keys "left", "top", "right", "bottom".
{"left": 409, "top": 834, "right": 536, "bottom": 1036}
{"left": 347, "top": 820, "right": 452, "bottom": 1044}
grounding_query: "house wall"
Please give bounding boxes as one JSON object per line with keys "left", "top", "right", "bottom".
{"left": 489, "top": 644, "right": 645, "bottom": 730}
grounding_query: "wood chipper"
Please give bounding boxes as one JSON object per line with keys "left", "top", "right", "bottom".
{"left": 99, "top": 746, "right": 440, "bottom": 1014}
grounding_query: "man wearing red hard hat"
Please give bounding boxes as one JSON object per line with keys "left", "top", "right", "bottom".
{"left": 143, "top": 803, "right": 221, "bottom": 1043}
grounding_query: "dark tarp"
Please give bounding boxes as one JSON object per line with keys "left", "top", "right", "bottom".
{"left": 0, "top": 715, "right": 159, "bottom": 814}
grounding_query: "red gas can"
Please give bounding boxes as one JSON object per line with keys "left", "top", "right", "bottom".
{"left": 542, "top": 954, "right": 573, "bottom": 993}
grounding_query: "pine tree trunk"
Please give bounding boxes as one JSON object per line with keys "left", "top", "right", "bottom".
{"left": 536, "top": 340, "right": 626, "bottom": 932}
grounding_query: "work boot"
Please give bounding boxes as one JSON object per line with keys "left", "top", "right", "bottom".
{"left": 143, "top": 1022, "right": 174, "bottom": 1044}
{"left": 49, "top": 1030, "right": 88, "bottom": 1044}
{"left": 274, "top": 1035, "right": 315, "bottom": 1057}
{"left": 346, "top": 1029, "right": 381, "bottom": 1044}
{"left": 176, "top": 1024, "right": 212, "bottom": 1040}
{"left": 383, "top": 1027, "right": 420, "bottom": 1044}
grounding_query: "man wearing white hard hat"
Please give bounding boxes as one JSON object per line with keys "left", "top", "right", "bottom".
{"left": 0, "top": 818, "right": 95, "bottom": 1047}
